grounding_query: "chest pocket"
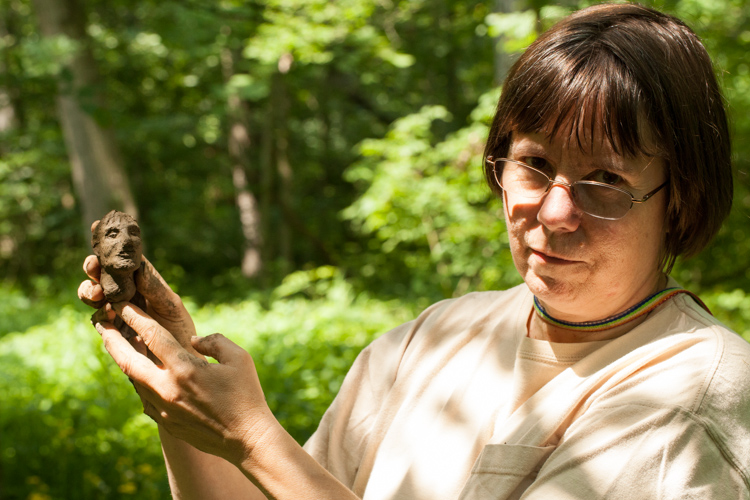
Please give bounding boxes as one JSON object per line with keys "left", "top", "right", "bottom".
{"left": 458, "top": 444, "right": 556, "bottom": 500}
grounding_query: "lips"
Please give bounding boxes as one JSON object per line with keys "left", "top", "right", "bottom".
{"left": 530, "top": 248, "right": 581, "bottom": 265}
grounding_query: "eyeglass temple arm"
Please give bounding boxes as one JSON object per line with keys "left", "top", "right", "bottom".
{"left": 632, "top": 180, "right": 668, "bottom": 204}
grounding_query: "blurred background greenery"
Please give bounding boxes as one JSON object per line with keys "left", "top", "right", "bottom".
{"left": 0, "top": 0, "right": 748, "bottom": 497}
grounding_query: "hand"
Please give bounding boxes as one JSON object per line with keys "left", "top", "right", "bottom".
{"left": 95, "top": 303, "right": 274, "bottom": 467}
{"left": 77, "top": 220, "right": 202, "bottom": 358}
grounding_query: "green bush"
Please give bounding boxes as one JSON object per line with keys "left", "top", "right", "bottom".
{"left": 0, "top": 269, "right": 413, "bottom": 499}
{"left": 2, "top": 268, "right": 750, "bottom": 499}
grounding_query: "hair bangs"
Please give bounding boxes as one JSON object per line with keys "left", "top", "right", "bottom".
{"left": 503, "top": 45, "right": 663, "bottom": 160}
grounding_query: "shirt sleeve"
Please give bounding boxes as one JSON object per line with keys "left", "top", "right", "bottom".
{"left": 521, "top": 403, "right": 750, "bottom": 500}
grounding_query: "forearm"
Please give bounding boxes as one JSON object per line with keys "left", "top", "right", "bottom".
{"left": 238, "top": 420, "right": 359, "bottom": 500}
{"left": 159, "top": 425, "right": 267, "bottom": 500}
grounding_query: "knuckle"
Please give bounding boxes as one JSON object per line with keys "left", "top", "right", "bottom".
{"left": 139, "top": 323, "right": 161, "bottom": 340}
{"left": 238, "top": 348, "right": 252, "bottom": 363}
{"left": 162, "top": 387, "right": 182, "bottom": 406}
{"left": 171, "top": 365, "right": 190, "bottom": 385}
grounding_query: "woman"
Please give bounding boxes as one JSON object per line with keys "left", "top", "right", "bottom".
{"left": 79, "top": 3, "right": 749, "bottom": 499}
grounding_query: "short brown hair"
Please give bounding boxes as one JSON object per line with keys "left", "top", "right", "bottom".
{"left": 484, "top": 3, "right": 732, "bottom": 271}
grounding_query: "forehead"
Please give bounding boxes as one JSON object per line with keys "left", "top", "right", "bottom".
{"left": 103, "top": 213, "right": 137, "bottom": 228}
{"left": 510, "top": 131, "right": 661, "bottom": 177}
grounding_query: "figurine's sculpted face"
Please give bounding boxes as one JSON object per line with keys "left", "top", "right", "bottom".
{"left": 94, "top": 211, "right": 142, "bottom": 274}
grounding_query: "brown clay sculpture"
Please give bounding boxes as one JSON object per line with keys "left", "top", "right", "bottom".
{"left": 91, "top": 210, "right": 147, "bottom": 339}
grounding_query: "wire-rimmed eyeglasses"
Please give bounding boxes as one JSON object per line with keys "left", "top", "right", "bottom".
{"left": 486, "top": 157, "right": 667, "bottom": 220}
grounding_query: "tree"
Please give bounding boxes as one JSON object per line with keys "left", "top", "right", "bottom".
{"left": 31, "top": 0, "right": 137, "bottom": 234}
{"left": 221, "top": 40, "right": 263, "bottom": 278}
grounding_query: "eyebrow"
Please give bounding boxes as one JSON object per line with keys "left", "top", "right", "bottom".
{"left": 510, "top": 141, "right": 641, "bottom": 176}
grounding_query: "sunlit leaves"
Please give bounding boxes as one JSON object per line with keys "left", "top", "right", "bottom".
{"left": 485, "top": 10, "right": 537, "bottom": 53}
{"left": 17, "top": 35, "right": 80, "bottom": 78}
{"left": 343, "top": 97, "right": 519, "bottom": 298}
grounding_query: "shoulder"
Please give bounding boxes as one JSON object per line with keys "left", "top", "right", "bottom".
{"left": 366, "top": 284, "right": 531, "bottom": 365}
{"left": 405, "top": 284, "right": 530, "bottom": 341}
{"left": 671, "top": 294, "right": 750, "bottom": 479}
{"left": 665, "top": 293, "right": 750, "bottom": 416}
{"left": 611, "top": 291, "right": 750, "bottom": 413}
{"left": 591, "top": 291, "right": 750, "bottom": 482}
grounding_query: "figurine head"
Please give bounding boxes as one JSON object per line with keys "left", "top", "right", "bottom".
{"left": 92, "top": 210, "right": 142, "bottom": 275}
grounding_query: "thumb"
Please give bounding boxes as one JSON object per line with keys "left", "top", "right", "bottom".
{"left": 191, "top": 334, "right": 249, "bottom": 366}
{"left": 134, "top": 256, "right": 187, "bottom": 318}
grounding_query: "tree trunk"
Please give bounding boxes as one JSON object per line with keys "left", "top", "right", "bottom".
{"left": 273, "top": 54, "right": 294, "bottom": 275}
{"left": 0, "top": 12, "right": 17, "bottom": 139}
{"left": 221, "top": 43, "right": 263, "bottom": 278}
{"left": 260, "top": 97, "right": 274, "bottom": 275}
{"left": 31, "top": 0, "right": 137, "bottom": 234}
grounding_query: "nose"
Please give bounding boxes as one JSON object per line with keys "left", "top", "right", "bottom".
{"left": 537, "top": 182, "right": 582, "bottom": 232}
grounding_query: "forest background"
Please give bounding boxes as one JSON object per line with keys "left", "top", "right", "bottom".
{"left": 0, "top": 0, "right": 748, "bottom": 497}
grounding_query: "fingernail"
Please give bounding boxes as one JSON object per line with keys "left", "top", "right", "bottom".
{"left": 95, "top": 322, "right": 104, "bottom": 335}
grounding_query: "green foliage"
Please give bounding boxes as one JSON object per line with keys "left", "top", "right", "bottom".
{"left": 342, "top": 93, "right": 520, "bottom": 301}
{"left": 702, "top": 288, "right": 750, "bottom": 339}
{"left": 0, "top": 274, "right": 414, "bottom": 498}
{"left": 0, "top": 307, "right": 168, "bottom": 499}
{"left": 191, "top": 267, "right": 415, "bottom": 442}
{"left": 2, "top": 0, "right": 750, "bottom": 498}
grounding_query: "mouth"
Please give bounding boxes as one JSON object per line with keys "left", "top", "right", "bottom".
{"left": 530, "top": 249, "right": 581, "bottom": 265}
{"left": 116, "top": 250, "right": 136, "bottom": 262}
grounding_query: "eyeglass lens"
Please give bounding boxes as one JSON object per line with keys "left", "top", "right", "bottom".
{"left": 496, "top": 160, "right": 632, "bottom": 220}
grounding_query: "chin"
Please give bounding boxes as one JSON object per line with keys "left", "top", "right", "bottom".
{"left": 524, "top": 270, "right": 586, "bottom": 305}
{"left": 110, "top": 258, "right": 139, "bottom": 272}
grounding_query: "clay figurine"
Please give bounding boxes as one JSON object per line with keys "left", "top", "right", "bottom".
{"left": 91, "top": 210, "right": 147, "bottom": 339}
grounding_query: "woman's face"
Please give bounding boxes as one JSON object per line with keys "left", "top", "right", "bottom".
{"left": 504, "top": 131, "right": 668, "bottom": 322}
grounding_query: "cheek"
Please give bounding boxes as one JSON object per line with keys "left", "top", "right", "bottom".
{"left": 503, "top": 198, "right": 532, "bottom": 273}
{"left": 596, "top": 218, "right": 662, "bottom": 275}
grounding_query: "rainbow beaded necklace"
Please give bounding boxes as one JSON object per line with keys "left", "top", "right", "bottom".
{"left": 533, "top": 287, "right": 711, "bottom": 332}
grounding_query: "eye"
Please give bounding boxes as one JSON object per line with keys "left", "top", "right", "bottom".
{"left": 106, "top": 228, "right": 119, "bottom": 238}
{"left": 588, "top": 170, "right": 623, "bottom": 186}
{"left": 521, "top": 156, "right": 553, "bottom": 175}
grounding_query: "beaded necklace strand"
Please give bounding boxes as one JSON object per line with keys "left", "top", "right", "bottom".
{"left": 533, "top": 287, "right": 712, "bottom": 332}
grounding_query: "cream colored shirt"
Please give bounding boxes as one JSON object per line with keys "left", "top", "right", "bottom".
{"left": 304, "top": 282, "right": 750, "bottom": 499}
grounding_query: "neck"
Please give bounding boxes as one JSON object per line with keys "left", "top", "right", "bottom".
{"left": 528, "top": 274, "right": 668, "bottom": 343}
{"left": 100, "top": 269, "right": 137, "bottom": 303}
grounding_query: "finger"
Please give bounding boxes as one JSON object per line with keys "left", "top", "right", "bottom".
{"left": 134, "top": 256, "right": 186, "bottom": 319}
{"left": 78, "top": 279, "right": 106, "bottom": 309}
{"left": 83, "top": 255, "right": 101, "bottom": 282}
{"left": 128, "top": 335, "right": 163, "bottom": 365}
{"left": 128, "top": 378, "right": 166, "bottom": 423}
{"left": 95, "top": 321, "right": 158, "bottom": 381}
{"left": 141, "top": 397, "right": 161, "bottom": 423}
{"left": 113, "top": 301, "right": 184, "bottom": 363}
{"left": 90, "top": 220, "right": 100, "bottom": 233}
{"left": 191, "top": 334, "right": 249, "bottom": 366}
{"left": 129, "top": 335, "right": 149, "bottom": 357}
{"left": 90, "top": 306, "right": 116, "bottom": 326}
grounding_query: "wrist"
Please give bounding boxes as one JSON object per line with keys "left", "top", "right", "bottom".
{"left": 234, "top": 405, "right": 281, "bottom": 469}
